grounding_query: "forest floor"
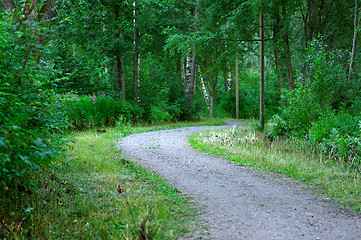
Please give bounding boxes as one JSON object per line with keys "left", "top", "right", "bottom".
{"left": 118, "top": 121, "right": 361, "bottom": 239}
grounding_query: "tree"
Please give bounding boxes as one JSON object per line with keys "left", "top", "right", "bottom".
{"left": 260, "top": 12, "right": 265, "bottom": 130}
{"left": 133, "top": 0, "right": 140, "bottom": 100}
{"left": 349, "top": 0, "right": 360, "bottom": 77}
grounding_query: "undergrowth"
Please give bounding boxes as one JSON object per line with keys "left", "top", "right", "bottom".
{"left": 189, "top": 124, "right": 361, "bottom": 212}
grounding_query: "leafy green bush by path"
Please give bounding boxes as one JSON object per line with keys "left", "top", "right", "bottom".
{"left": 270, "top": 38, "right": 361, "bottom": 169}
{"left": 271, "top": 88, "right": 322, "bottom": 138}
{"left": 64, "top": 94, "right": 131, "bottom": 130}
{"left": 308, "top": 112, "right": 361, "bottom": 170}
{"left": 0, "top": 10, "right": 68, "bottom": 187}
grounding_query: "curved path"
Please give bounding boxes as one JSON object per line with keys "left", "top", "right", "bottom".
{"left": 118, "top": 121, "right": 361, "bottom": 239}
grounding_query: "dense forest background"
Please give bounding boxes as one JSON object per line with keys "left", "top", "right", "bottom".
{"left": 1, "top": 0, "right": 361, "bottom": 203}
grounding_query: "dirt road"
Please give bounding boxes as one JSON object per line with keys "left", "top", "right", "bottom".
{"left": 118, "top": 121, "right": 361, "bottom": 239}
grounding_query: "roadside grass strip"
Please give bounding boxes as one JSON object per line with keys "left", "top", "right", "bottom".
{"left": 189, "top": 124, "right": 361, "bottom": 212}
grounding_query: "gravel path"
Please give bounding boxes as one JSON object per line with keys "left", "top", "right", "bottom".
{"left": 118, "top": 121, "right": 361, "bottom": 240}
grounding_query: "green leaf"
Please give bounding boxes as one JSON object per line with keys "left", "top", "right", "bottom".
{"left": 0, "top": 137, "right": 5, "bottom": 147}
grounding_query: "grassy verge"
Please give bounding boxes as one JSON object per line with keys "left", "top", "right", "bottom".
{"left": 1, "top": 119, "right": 224, "bottom": 239}
{"left": 189, "top": 123, "right": 361, "bottom": 212}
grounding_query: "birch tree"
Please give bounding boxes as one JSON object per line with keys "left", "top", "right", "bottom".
{"left": 349, "top": 0, "right": 360, "bottom": 78}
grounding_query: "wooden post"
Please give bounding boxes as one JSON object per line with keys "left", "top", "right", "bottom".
{"left": 235, "top": 53, "right": 239, "bottom": 119}
{"left": 260, "top": 13, "right": 265, "bottom": 131}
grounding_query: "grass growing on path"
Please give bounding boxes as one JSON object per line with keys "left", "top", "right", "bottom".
{"left": 189, "top": 124, "right": 361, "bottom": 212}
{"left": 1, "top": 119, "right": 224, "bottom": 239}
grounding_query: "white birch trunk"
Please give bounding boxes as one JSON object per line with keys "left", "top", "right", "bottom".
{"left": 185, "top": 47, "right": 192, "bottom": 96}
{"left": 226, "top": 64, "right": 233, "bottom": 92}
{"left": 349, "top": 0, "right": 360, "bottom": 78}
{"left": 181, "top": 57, "right": 185, "bottom": 83}
{"left": 199, "top": 66, "right": 210, "bottom": 108}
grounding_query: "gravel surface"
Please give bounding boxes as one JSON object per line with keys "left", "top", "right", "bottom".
{"left": 118, "top": 121, "right": 361, "bottom": 240}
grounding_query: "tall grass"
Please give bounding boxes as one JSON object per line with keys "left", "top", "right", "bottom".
{"left": 190, "top": 124, "right": 361, "bottom": 211}
{"left": 64, "top": 94, "right": 130, "bottom": 130}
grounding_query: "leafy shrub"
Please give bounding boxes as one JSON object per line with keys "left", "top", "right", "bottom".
{"left": 271, "top": 38, "right": 349, "bottom": 139}
{"left": 271, "top": 88, "right": 322, "bottom": 138}
{"left": 305, "top": 38, "right": 348, "bottom": 112}
{"left": 308, "top": 113, "right": 361, "bottom": 167}
{"left": 270, "top": 38, "right": 361, "bottom": 169}
{"left": 149, "top": 105, "right": 172, "bottom": 124}
{"left": 0, "top": 11, "right": 68, "bottom": 186}
{"left": 65, "top": 94, "right": 130, "bottom": 130}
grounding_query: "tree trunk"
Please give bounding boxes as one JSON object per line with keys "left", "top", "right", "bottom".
{"left": 235, "top": 53, "right": 239, "bottom": 119}
{"left": 115, "top": 4, "right": 126, "bottom": 98}
{"left": 22, "top": 0, "right": 56, "bottom": 22}
{"left": 189, "top": 45, "right": 197, "bottom": 109}
{"left": 2, "top": 0, "right": 56, "bottom": 58}
{"left": 282, "top": 5, "right": 295, "bottom": 90}
{"left": 116, "top": 55, "right": 126, "bottom": 98}
{"left": 199, "top": 67, "right": 210, "bottom": 108}
{"left": 209, "top": 94, "right": 214, "bottom": 118}
{"left": 181, "top": 57, "right": 185, "bottom": 83}
{"left": 185, "top": 47, "right": 192, "bottom": 98}
{"left": 273, "top": 10, "right": 284, "bottom": 102}
{"left": 306, "top": 0, "right": 319, "bottom": 43}
{"left": 202, "top": 59, "right": 217, "bottom": 118}
{"left": 284, "top": 37, "right": 294, "bottom": 90}
{"left": 188, "top": 2, "right": 199, "bottom": 110}
{"left": 133, "top": 0, "right": 140, "bottom": 101}
{"left": 226, "top": 56, "right": 233, "bottom": 92}
{"left": 349, "top": 0, "right": 360, "bottom": 78}
{"left": 260, "top": 13, "right": 265, "bottom": 131}
{"left": 133, "top": 44, "right": 140, "bottom": 100}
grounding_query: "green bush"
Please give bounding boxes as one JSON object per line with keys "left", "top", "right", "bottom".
{"left": 65, "top": 94, "right": 130, "bottom": 130}
{"left": 127, "top": 100, "right": 146, "bottom": 123}
{"left": 305, "top": 38, "right": 348, "bottom": 112}
{"left": 271, "top": 38, "right": 349, "bottom": 139}
{"left": 149, "top": 105, "right": 172, "bottom": 123}
{"left": 0, "top": 11, "right": 68, "bottom": 186}
{"left": 271, "top": 88, "right": 322, "bottom": 138}
{"left": 308, "top": 113, "right": 361, "bottom": 167}
{"left": 271, "top": 38, "right": 361, "bottom": 169}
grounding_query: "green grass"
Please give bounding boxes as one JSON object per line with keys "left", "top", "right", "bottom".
{"left": 1, "top": 119, "right": 224, "bottom": 239}
{"left": 189, "top": 124, "right": 361, "bottom": 212}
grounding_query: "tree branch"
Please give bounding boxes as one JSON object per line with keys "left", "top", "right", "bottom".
{"left": 211, "top": 37, "right": 272, "bottom": 43}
